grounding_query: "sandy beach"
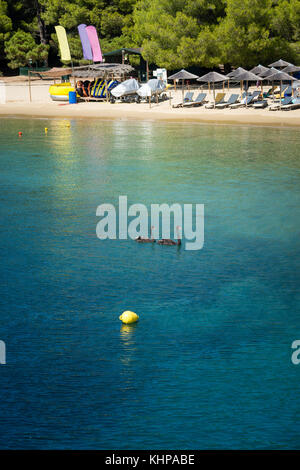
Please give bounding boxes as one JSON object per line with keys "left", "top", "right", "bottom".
{"left": 0, "top": 78, "right": 299, "bottom": 127}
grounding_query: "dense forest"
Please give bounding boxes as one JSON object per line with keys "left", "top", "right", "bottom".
{"left": 0, "top": 0, "right": 299, "bottom": 74}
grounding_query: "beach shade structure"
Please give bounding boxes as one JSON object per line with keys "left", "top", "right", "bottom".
{"left": 263, "top": 70, "right": 296, "bottom": 109}
{"left": 249, "top": 64, "right": 269, "bottom": 75}
{"left": 282, "top": 66, "right": 300, "bottom": 96}
{"left": 282, "top": 64, "right": 300, "bottom": 74}
{"left": 78, "top": 24, "right": 93, "bottom": 61}
{"left": 72, "top": 63, "right": 134, "bottom": 79}
{"left": 268, "top": 59, "right": 293, "bottom": 68}
{"left": 259, "top": 66, "right": 279, "bottom": 78}
{"left": 249, "top": 65, "right": 269, "bottom": 95}
{"left": 257, "top": 67, "right": 278, "bottom": 98}
{"left": 233, "top": 70, "right": 262, "bottom": 82}
{"left": 72, "top": 63, "right": 134, "bottom": 102}
{"left": 168, "top": 69, "right": 199, "bottom": 102}
{"left": 227, "top": 67, "right": 247, "bottom": 78}
{"left": 197, "top": 71, "right": 229, "bottom": 108}
{"left": 230, "top": 70, "right": 262, "bottom": 106}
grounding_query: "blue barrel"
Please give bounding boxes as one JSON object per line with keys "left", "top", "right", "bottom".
{"left": 69, "top": 91, "right": 77, "bottom": 104}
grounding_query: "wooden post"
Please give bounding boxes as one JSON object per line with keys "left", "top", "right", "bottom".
{"left": 105, "top": 78, "right": 108, "bottom": 102}
{"left": 28, "top": 69, "right": 32, "bottom": 103}
{"left": 280, "top": 80, "right": 282, "bottom": 110}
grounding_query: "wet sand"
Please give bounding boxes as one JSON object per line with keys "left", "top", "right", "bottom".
{"left": 1, "top": 100, "right": 299, "bottom": 128}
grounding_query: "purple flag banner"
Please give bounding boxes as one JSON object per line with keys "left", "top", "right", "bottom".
{"left": 78, "top": 24, "right": 93, "bottom": 61}
{"left": 86, "top": 25, "right": 103, "bottom": 62}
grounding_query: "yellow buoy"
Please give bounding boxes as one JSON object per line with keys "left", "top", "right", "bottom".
{"left": 119, "top": 310, "right": 139, "bottom": 324}
{"left": 45, "top": 127, "right": 48, "bottom": 133}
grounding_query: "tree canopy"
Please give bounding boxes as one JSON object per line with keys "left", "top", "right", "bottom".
{"left": 0, "top": 0, "right": 299, "bottom": 73}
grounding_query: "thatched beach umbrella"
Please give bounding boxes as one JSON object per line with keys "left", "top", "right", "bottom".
{"left": 227, "top": 67, "right": 247, "bottom": 95}
{"left": 268, "top": 59, "right": 293, "bottom": 68}
{"left": 264, "top": 70, "right": 296, "bottom": 109}
{"left": 249, "top": 64, "right": 269, "bottom": 75}
{"left": 249, "top": 65, "right": 269, "bottom": 95}
{"left": 168, "top": 69, "right": 199, "bottom": 101}
{"left": 282, "top": 64, "right": 300, "bottom": 74}
{"left": 259, "top": 67, "right": 279, "bottom": 78}
{"left": 227, "top": 67, "right": 247, "bottom": 78}
{"left": 282, "top": 65, "right": 300, "bottom": 96}
{"left": 258, "top": 68, "right": 279, "bottom": 96}
{"left": 230, "top": 70, "right": 262, "bottom": 106}
{"left": 197, "top": 71, "right": 229, "bottom": 108}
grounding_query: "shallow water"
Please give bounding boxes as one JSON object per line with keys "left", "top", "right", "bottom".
{"left": 0, "top": 118, "right": 300, "bottom": 449}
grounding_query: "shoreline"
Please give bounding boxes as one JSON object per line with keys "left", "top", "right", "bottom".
{"left": 1, "top": 101, "right": 300, "bottom": 128}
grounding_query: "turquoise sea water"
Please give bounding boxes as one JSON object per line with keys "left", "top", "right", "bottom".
{"left": 0, "top": 117, "right": 300, "bottom": 449}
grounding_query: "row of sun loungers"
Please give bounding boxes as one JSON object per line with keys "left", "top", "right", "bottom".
{"left": 172, "top": 91, "right": 300, "bottom": 111}
{"left": 269, "top": 96, "right": 300, "bottom": 111}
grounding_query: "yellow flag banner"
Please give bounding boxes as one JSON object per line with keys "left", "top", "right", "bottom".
{"left": 55, "top": 25, "right": 71, "bottom": 62}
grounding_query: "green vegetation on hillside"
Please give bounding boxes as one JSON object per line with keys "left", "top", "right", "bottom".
{"left": 0, "top": 0, "right": 299, "bottom": 73}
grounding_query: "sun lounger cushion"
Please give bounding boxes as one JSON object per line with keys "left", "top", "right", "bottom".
{"left": 252, "top": 100, "right": 268, "bottom": 108}
{"left": 182, "top": 93, "right": 206, "bottom": 107}
{"left": 284, "top": 86, "right": 292, "bottom": 96}
{"left": 229, "top": 94, "right": 254, "bottom": 108}
{"left": 281, "top": 98, "right": 300, "bottom": 111}
{"left": 269, "top": 96, "right": 293, "bottom": 110}
{"left": 172, "top": 92, "right": 194, "bottom": 108}
{"left": 215, "top": 94, "right": 239, "bottom": 108}
{"left": 205, "top": 93, "right": 225, "bottom": 108}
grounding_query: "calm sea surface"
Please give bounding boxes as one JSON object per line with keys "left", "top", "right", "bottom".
{"left": 0, "top": 118, "right": 299, "bottom": 449}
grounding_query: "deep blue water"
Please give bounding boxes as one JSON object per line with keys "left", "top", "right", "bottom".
{"left": 0, "top": 118, "right": 300, "bottom": 449}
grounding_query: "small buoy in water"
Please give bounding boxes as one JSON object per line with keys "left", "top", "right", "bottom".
{"left": 18, "top": 131, "right": 22, "bottom": 136}
{"left": 119, "top": 310, "right": 139, "bottom": 324}
{"left": 44, "top": 127, "right": 48, "bottom": 133}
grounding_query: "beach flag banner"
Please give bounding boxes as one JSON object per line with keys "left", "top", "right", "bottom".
{"left": 78, "top": 24, "right": 93, "bottom": 61}
{"left": 85, "top": 25, "right": 103, "bottom": 62}
{"left": 55, "top": 25, "right": 71, "bottom": 62}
